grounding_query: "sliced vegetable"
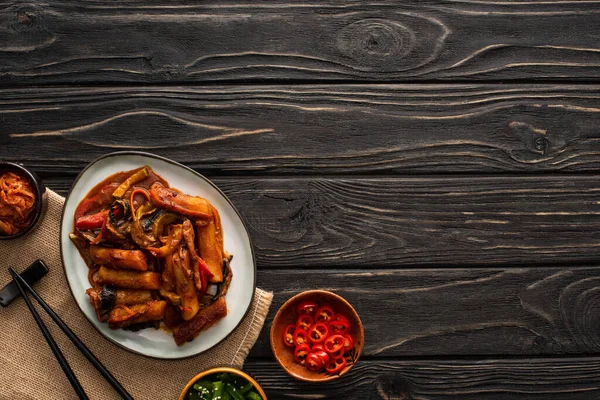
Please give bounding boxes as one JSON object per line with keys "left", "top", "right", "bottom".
{"left": 113, "top": 167, "right": 149, "bottom": 199}
{"left": 315, "top": 305, "right": 334, "bottom": 323}
{"left": 292, "top": 328, "right": 309, "bottom": 347}
{"left": 297, "top": 301, "right": 318, "bottom": 316}
{"left": 313, "top": 350, "right": 330, "bottom": 365}
{"left": 325, "top": 356, "right": 347, "bottom": 374}
{"left": 145, "top": 224, "right": 183, "bottom": 257}
{"left": 307, "top": 323, "right": 329, "bottom": 344}
{"left": 296, "top": 314, "right": 314, "bottom": 331}
{"left": 311, "top": 344, "right": 325, "bottom": 353}
{"left": 328, "top": 318, "right": 350, "bottom": 334}
{"left": 342, "top": 334, "right": 354, "bottom": 352}
{"left": 282, "top": 324, "right": 296, "bottom": 347}
{"left": 245, "top": 392, "right": 262, "bottom": 400}
{"left": 74, "top": 183, "right": 118, "bottom": 221}
{"left": 294, "top": 344, "right": 310, "bottom": 365}
{"left": 324, "top": 334, "right": 345, "bottom": 354}
{"left": 305, "top": 353, "right": 323, "bottom": 372}
{"left": 75, "top": 210, "right": 108, "bottom": 230}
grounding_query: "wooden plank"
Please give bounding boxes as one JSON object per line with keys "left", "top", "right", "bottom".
{"left": 4, "top": 85, "right": 600, "bottom": 174}
{"left": 1, "top": 1, "right": 599, "bottom": 83}
{"left": 45, "top": 175, "right": 600, "bottom": 268}
{"left": 248, "top": 267, "right": 600, "bottom": 357}
{"left": 243, "top": 358, "right": 600, "bottom": 400}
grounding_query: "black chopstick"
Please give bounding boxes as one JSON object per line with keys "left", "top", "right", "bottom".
{"left": 9, "top": 268, "right": 134, "bottom": 400}
{"left": 9, "top": 268, "right": 89, "bottom": 400}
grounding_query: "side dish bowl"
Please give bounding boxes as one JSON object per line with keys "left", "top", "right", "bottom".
{"left": 178, "top": 367, "right": 267, "bottom": 400}
{"left": 270, "top": 290, "right": 364, "bottom": 382}
{"left": 0, "top": 161, "right": 46, "bottom": 240}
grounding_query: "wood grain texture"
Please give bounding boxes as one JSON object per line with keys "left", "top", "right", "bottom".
{"left": 0, "top": 1, "right": 599, "bottom": 83}
{"left": 44, "top": 175, "right": 600, "bottom": 268}
{"left": 4, "top": 85, "right": 600, "bottom": 174}
{"left": 248, "top": 267, "right": 600, "bottom": 357}
{"left": 243, "top": 358, "right": 600, "bottom": 400}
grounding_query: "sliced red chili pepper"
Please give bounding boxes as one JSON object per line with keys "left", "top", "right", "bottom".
{"left": 324, "top": 334, "right": 345, "bottom": 354}
{"left": 331, "top": 313, "right": 350, "bottom": 324}
{"left": 297, "top": 301, "right": 318, "bottom": 316}
{"left": 315, "top": 305, "right": 334, "bottom": 323}
{"left": 325, "top": 356, "right": 347, "bottom": 374}
{"left": 342, "top": 333, "right": 354, "bottom": 352}
{"left": 75, "top": 210, "right": 108, "bottom": 230}
{"left": 296, "top": 314, "right": 314, "bottom": 331}
{"left": 293, "top": 328, "right": 309, "bottom": 347}
{"left": 305, "top": 352, "right": 323, "bottom": 372}
{"left": 329, "top": 318, "right": 351, "bottom": 334}
{"left": 313, "top": 350, "right": 330, "bottom": 365}
{"left": 282, "top": 324, "right": 296, "bottom": 347}
{"left": 307, "top": 322, "right": 329, "bottom": 344}
{"left": 311, "top": 344, "right": 325, "bottom": 353}
{"left": 294, "top": 344, "right": 310, "bottom": 365}
{"left": 328, "top": 347, "right": 344, "bottom": 359}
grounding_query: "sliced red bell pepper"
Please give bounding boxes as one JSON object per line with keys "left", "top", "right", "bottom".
{"left": 75, "top": 210, "right": 109, "bottom": 230}
{"left": 74, "top": 184, "right": 118, "bottom": 221}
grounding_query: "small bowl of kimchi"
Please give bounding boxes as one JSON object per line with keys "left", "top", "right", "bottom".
{"left": 0, "top": 161, "right": 47, "bottom": 240}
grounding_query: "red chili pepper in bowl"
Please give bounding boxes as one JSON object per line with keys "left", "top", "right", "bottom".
{"left": 325, "top": 356, "right": 347, "bottom": 374}
{"left": 342, "top": 334, "right": 354, "bottom": 352}
{"left": 296, "top": 314, "right": 314, "bottom": 331}
{"left": 329, "top": 318, "right": 351, "bottom": 334}
{"left": 315, "top": 305, "right": 334, "bottom": 323}
{"left": 308, "top": 323, "right": 329, "bottom": 344}
{"left": 293, "top": 328, "right": 309, "bottom": 347}
{"left": 282, "top": 324, "right": 296, "bottom": 347}
{"left": 294, "top": 344, "right": 310, "bottom": 365}
{"left": 324, "top": 334, "right": 345, "bottom": 354}
{"left": 313, "top": 350, "right": 330, "bottom": 365}
{"left": 297, "top": 301, "right": 318, "bottom": 316}
{"left": 305, "top": 353, "right": 323, "bottom": 372}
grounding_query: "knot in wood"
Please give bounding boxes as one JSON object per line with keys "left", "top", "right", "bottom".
{"left": 336, "top": 19, "right": 415, "bottom": 70}
{"left": 369, "top": 374, "right": 413, "bottom": 400}
{"left": 560, "top": 279, "right": 600, "bottom": 352}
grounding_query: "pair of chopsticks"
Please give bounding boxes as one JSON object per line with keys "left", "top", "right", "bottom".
{"left": 8, "top": 268, "right": 134, "bottom": 400}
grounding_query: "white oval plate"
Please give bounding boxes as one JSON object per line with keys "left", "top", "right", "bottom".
{"left": 60, "top": 152, "right": 256, "bottom": 359}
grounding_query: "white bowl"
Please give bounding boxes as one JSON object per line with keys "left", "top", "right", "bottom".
{"left": 60, "top": 151, "right": 256, "bottom": 359}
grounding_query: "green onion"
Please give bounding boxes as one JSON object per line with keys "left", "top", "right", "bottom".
{"left": 245, "top": 392, "right": 262, "bottom": 400}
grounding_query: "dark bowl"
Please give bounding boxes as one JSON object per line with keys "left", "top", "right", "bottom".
{"left": 0, "top": 161, "right": 47, "bottom": 240}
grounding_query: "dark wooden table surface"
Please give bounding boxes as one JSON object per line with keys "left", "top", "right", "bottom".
{"left": 3, "top": 1, "right": 600, "bottom": 398}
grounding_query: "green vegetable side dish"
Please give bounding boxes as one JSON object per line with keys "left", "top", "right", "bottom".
{"left": 187, "top": 373, "right": 263, "bottom": 400}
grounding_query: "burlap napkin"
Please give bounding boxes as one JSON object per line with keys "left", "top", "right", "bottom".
{"left": 0, "top": 190, "right": 273, "bottom": 400}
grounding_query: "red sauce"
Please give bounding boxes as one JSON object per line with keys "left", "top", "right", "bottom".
{"left": 0, "top": 171, "right": 37, "bottom": 235}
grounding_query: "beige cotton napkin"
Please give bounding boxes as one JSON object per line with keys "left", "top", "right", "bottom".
{"left": 0, "top": 190, "right": 273, "bottom": 400}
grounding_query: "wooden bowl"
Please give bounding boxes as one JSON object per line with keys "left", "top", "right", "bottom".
{"left": 270, "top": 290, "right": 364, "bottom": 382}
{"left": 178, "top": 367, "right": 267, "bottom": 400}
